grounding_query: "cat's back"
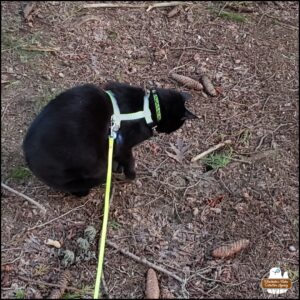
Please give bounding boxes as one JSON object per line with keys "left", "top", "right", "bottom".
{"left": 23, "top": 84, "right": 112, "bottom": 167}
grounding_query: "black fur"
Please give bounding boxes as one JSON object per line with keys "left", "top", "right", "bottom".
{"left": 23, "top": 82, "right": 197, "bottom": 196}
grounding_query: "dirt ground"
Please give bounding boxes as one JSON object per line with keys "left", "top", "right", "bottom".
{"left": 1, "top": 1, "right": 299, "bottom": 299}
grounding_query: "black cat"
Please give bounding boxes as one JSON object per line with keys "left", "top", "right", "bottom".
{"left": 23, "top": 82, "right": 197, "bottom": 196}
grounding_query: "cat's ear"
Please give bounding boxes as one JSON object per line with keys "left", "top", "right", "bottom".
{"left": 181, "top": 110, "right": 198, "bottom": 120}
{"left": 180, "top": 92, "right": 192, "bottom": 101}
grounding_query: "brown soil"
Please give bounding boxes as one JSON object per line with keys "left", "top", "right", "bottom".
{"left": 1, "top": 1, "right": 299, "bottom": 299}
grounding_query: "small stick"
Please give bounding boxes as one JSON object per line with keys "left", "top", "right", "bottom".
{"left": 170, "top": 46, "right": 218, "bottom": 53}
{"left": 22, "top": 45, "right": 60, "bottom": 52}
{"left": 27, "top": 199, "right": 90, "bottom": 231}
{"left": 1, "top": 183, "right": 46, "bottom": 213}
{"left": 106, "top": 240, "right": 184, "bottom": 283}
{"left": 18, "top": 276, "right": 92, "bottom": 295}
{"left": 82, "top": 2, "right": 190, "bottom": 10}
{"left": 191, "top": 140, "right": 232, "bottom": 162}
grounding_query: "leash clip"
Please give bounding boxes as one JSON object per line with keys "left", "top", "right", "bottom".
{"left": 110, "top": 115, "right": 119, "bottom": 139}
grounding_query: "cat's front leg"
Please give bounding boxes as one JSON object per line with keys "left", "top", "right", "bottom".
{"left": 112, "top": 159, "right": 123, "bottom": 173}
{"left": 120, "top": 149, "right": 136, "bottom": 180}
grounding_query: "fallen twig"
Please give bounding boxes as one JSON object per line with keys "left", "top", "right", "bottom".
{"left": 18, "top": 276, "right": 92, "bottom": 295}
{"left": 75, "top": 16, "right": 102, "bottom": 27}
{"left": 170, "top": 46, "right": 218, "bottom": 53}
{"left": 27, "top": 199, "right": 90, "bottom": 231}
{"left": 1, "top": 183, "right": 46, "bottom": 213}
{"left": 191, "top": 140, "right": 232, "bottom": 162}
{"left": 225, "top": 2, "right": 255, "bottom": 13}
{"left": 106, "top": 240, "right": 184, "bottom": 283}
{"left": 101, "top": 274, "right": 110, "bottom": 299}
{"left": 82, "top": 2, "right": 190, "bottom": 11}
{"left": 264, "top": 14, "right": 298, "bottom": 30}
{"left": 22, "top": 45, "right": 60, "bottom": 52}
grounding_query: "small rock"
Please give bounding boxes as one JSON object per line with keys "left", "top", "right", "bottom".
{"left": 289, "top": 245, "right": 296, "bottom": 252}
{"left": 194, "top": 53, "right": 201, "bottom": 62}
{"left": 243, "top": 192, "right": 252, "bottom": 200}
{"left": 42, "top": 74, "right": 51, "bottom": 80}
{"left": 210, "top": 207, "right": 222, "bottom": 214}
{"left": 193, "top": 207, "right": 199, "bottom": 216}
{"left": 45, "top": 239, "right": 61, "bottom": 248}
{"left": 136, "top": 179, "right": 142, "bottom": 188}
{"left": 58, "top": 72, "right": 64, "bottom": 78}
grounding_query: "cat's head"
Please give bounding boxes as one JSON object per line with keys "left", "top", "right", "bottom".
{"left": 153, "top": 89, "right": 197, "bottom": 134}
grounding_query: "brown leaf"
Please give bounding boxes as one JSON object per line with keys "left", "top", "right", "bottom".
{"left": 145, "top": 268, "right": 160, "bottom": 299}
{"left": 166, "top": 138, "right": 189, "bottom": 163}
{"left": 1, "top": 272, "right": 11, "bottom": 287}
{"left": 207, "top": 195, "right": 224, "bottom": 207}
{"left": 1, "top": 264, "right": 14, "bottom": 272}
{"left": 170, "top": 73, "right": 203, "bottom": 91}
{"left": 215, "top": 86, "right": 224, "bottom": 95}
{"left": 212, "top": 239, "right": 250, "bottom": 258}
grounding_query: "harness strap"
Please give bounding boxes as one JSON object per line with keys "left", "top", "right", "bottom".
{"left": 143, "top": 90, "right": 153, "bottom": 124}
{"left": 105, "top": 90, "right": 154, "bottom": 129}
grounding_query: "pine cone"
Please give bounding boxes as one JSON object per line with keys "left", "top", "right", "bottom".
{"left": 145, "top": 269, "right": 160, "bottom": 299}
{"left": 212, "top": 239, "right": 250, "bottom": 258}
{"left": 170, "top": 73, "right": 203, "bottom": 90}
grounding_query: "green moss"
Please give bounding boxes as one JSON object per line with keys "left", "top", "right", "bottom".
{"left": 9, "top": 166, "right": 32, "bottom": 181}
{"left": 202, "top": 150, "right": 232, "bottom": 170}
{"left": 218, "top": 11, "right": 247, "bottom": 23}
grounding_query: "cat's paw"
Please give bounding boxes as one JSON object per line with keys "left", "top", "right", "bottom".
{"left": 112, "top": 160, "right": 123, "bottom": 173}
{"left": 71, "top": 190, "right": 89, "bottom": 197}
{"left": 124, "top": 169, "right": 136, "bottom": 180}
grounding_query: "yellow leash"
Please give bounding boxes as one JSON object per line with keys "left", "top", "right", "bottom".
{"left": 93, "top": 136, "right": 115, "bottom": 299}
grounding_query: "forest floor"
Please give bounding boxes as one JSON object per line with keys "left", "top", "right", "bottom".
{"left": 1, "top": 1, "right": 299, "bottom": 299}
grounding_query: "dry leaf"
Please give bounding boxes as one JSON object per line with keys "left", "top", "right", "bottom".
{"left": 201, "top": 75, "right": 217, "bottom": 96}
{"left": 170, "top": 73, "right": 203, "bottom": 90}
{"left": 23, "top": 2, "right": 36, "bottom": 21}
{"left": 166, "top": 138, "right": 189, "bottom": 163}
{"left": 212, "top": 239, "right": 250, "bottom": 258}
{"left": 1, "top": 272, "right": 11, "bottom": 287}
{"left": 1, "top": 264, "right": 14, "bottom": 272}
{"left": 207, "top": 195, "right": 224, "bottom": 207}
{"left": 167, "top": 6, "right": 181, "bottom": 18}
{"left": 46, "top": 239, "right": 61, "bottom": 248}
{"left": 161, "top": 288, "right": 174, "bottom": 299}
{"left": 215, "top": 86, "right": 224, "bottom": 95}
{"left": 145, "top": 268, "right": 160, "bottom": 299}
